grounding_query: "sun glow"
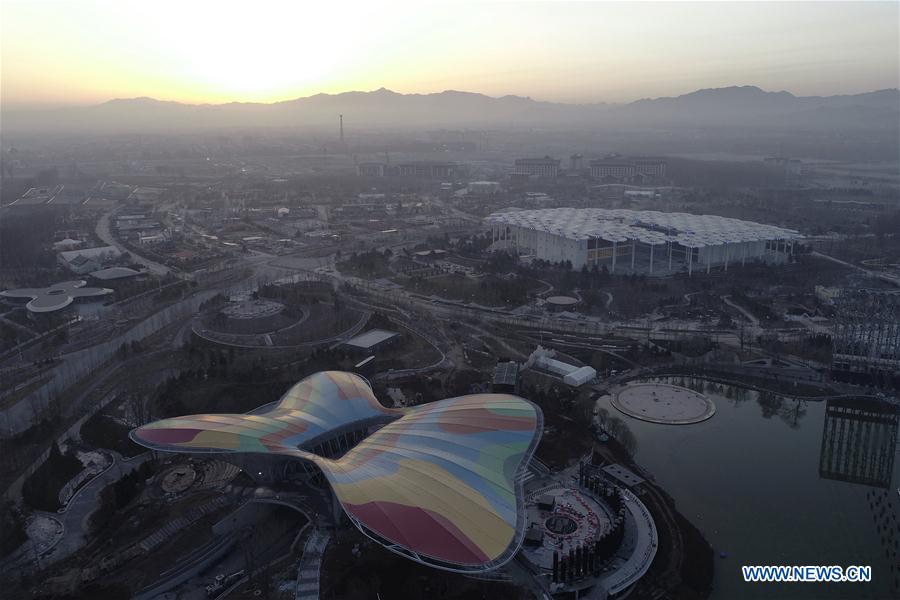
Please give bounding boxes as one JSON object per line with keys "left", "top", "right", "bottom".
{"left": 146, "top": 3, "right": 382, "bottom": 103}
{"left": 1, "top": 0, "right": 898, "bottom": 108}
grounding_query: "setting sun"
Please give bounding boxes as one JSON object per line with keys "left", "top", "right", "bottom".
{"left": 2, "top": 0, "right": 898, "bottom": 107}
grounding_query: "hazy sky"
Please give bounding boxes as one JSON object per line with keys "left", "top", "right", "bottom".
{"left": 2, "top": 1, "right": 898, "bottom": 108}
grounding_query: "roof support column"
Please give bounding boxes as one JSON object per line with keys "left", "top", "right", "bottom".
{"left": 724, "top": 242, "right": 729, "bottom": 272}
{"left": 742, "top": 241, "right": 747, "bottom": 266}
{"left": 649, "top": 244, "right": 654, "bottom": 275}
{"left": 706, "top": 247, "right": 711, "bottom": 274}
{"left": 631, "top": 239, "right": 636, "bottom": 272}
{"left": 668, "top": 241, "right": 673, "bottom": 272}
{"left": 688, "top": 245, "right": 693, "bottom": 276}
{"left": 612, "top": 241, "right": 617, "bottom": 273}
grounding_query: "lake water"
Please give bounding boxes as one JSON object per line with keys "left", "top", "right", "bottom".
{"left": 598, "top": 377, "right": 899, "bottom": 599}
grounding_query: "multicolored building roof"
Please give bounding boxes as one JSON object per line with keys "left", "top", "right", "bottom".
{"left": 130, "top": 371, "right": 542, "bottom": 572}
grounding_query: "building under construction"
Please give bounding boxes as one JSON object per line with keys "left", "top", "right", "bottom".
{"left": 831, "top": 289, "right": 900, "bottom": 388}
{"left": 819, "top": 397, "right": 898, "bottom": 489}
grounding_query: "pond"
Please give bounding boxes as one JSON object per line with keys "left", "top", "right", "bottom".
{"left": 597, "top": 376, "right": 899, "bottom": 599}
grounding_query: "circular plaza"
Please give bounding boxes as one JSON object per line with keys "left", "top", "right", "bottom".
{"left": 611, "top": 382, "right": 716, "bottom": 425}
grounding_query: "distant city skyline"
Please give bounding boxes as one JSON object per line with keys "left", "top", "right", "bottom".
{"left": 2, "top": 1, "right": 898, "bottom": 109}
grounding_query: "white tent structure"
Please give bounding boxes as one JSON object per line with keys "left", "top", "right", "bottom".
{"left": 485, "top": 208, "right": 801, "bottom": 275}
{"left": 524, "top": 346, "right": 597, "bottom": 387}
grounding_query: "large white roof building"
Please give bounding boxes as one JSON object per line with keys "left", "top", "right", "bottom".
{"left": 485, "top": 208, "right": 801, "bottom": 275}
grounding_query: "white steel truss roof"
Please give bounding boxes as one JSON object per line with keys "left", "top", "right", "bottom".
{"left": 485, "top": 208, "right": 801, "bottom": 247}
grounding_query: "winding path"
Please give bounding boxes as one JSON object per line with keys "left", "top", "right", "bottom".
{"left": 95, "top": 209, "right": 170, "bottom": 276}
{"left": 1, "top": 451, "right": 153, "bottom": 574}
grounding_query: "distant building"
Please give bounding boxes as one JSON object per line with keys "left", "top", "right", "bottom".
{"left": 832, "top": 289, "right": 900, "bottom": 387}
{"left": 819, "top": 397, "right": 898, "bottom": 488}
{"left": 52, "top": 238, "right": 84, "bottom": 252}
{"left": 127, "top": 186, "right": 166, "bottom": 203}
{"left": 343, "top": 329, "right": 400, "bottom": 354}
{"left": 545, "top": 296, "right": 579, "bottom": 312}
{"left": 486, "top": 207, "right": 800, "bottom": 274}
{"left": 514, "top": 157, "right": 560, "bottom": 178}
{"left": 467, "top": 181, "right": 501, "bottom": 195}
{"left": 523, "top": 525, "right": 544, "bottom": 547}
{"left": 10, "top": 186, "right": 62, "bottom": 207}
{"left": 357, "top": 162, "right": 386, "bottom": 177}
{"left": 138, "top": 232, "right": 168, "bottom": 245}
{"left": 67, "top": 255, "right": 100, "bottom": 274}
{"left": 624, "top": 189, "right": 658, "bottom": 200}
{"left": 634, "top": 158, "right": 667, "bottom": 177}
{"left": 492, "top": 361, "right": 520, "bottom": 394}
{"left": 524, "top": 345, "right": 596, "bottom": 387}
{"left": 590, "top": 161, "right": 636, "bottom": 180}
{"left": 58, "top": 245, "right": 122, "bottom": 274}
{"left": 590, "top": 157, "right": 667, "bottom": 180}
{"left": 356, "top": 161, "right": 456, "bottom": 179}
{"left": 1, "top": 280, "right": 112, "bottom": 314}
{"left": 569, "top": 154, "right": 584, "bottom": 171}
{"left": 396, "top": 161, "right": 455, "bottom": 178}
{"left": 90, "top": 266, "right": 142, "bottom": 281}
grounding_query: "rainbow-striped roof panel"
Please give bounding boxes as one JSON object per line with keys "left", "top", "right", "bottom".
{"left": 132, "top": 371, "right": 400, "bottom": 454}
{"left": 130, "top": 371, "right": 542, "bottom": 572}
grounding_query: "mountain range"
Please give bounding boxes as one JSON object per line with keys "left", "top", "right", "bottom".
{"left": 2, "top": 86, "right": 898, "bottom": 135}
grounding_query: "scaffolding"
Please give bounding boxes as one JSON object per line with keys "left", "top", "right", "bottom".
{"left": 832, "top": 289, "right": 900, "bottom": 380}
{"left": 818, "top": 397, "right": 898, "bottom": 489}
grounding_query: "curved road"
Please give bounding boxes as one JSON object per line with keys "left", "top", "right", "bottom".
{"left": 95, "top": 209, "right": 171, "bottom": 276}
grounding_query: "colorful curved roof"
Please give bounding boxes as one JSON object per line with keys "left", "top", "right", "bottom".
{"left": 130, "top": 371, "right": 542, "bottom": 571}
{"left": 132, "top": 371, "right": 400, "bottom": 453}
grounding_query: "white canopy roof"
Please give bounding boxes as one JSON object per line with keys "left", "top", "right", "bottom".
{"left": 486, "top": 208, "right": 802, "bottom": 247}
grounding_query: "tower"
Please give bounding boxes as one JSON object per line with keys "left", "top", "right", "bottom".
{"left": 339, "top": 114, "right": 344, "bottom": 142}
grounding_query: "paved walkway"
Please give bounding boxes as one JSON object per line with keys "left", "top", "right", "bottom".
{"left": 722, "top": 295, "right": 760, "bottom": 329}
{"left": 295, "top": 529, "right": 330, "bottom": 600}
{"left": 51, "top": 452, "right": 149, "bottom": 567}
{"left": 1, "top": 452, "right": 152, "bottom": 575}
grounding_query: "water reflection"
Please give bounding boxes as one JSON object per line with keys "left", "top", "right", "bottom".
{"left": 819, "top": 397, "right": 899, "bottom": 489}
{"left": 612, "top": 376, "right": 899, "bottom": 599}
{"left": 594, "top": 407, "right": 638, "bottom": 455}
{"left": 756, "top": 391, "right": 808, "bottom": 428}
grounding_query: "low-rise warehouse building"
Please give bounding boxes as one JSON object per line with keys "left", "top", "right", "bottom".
{"left": 58, "top": 246, "right": 122, "bottom": 274}
{"left": 492, "top": 361, "right": 520, "bottom": 394}
{"left": 343, "top": 329, "right": 400, "bottom": 354}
